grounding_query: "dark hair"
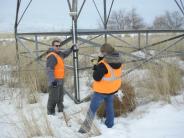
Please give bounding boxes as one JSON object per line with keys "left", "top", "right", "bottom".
{"left": 100, "top": 43, "right": 115, "bottom": 54}
{"left": 52, "top": 39, "right": 61, "bottom": 46}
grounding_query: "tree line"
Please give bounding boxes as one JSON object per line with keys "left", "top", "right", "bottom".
{"left": 101, "top": 8, "right": 184, "bottom": 30}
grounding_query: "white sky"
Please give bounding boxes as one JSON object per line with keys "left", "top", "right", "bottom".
{"left": 0, "top": 0, "right": 180, "bottom": 32}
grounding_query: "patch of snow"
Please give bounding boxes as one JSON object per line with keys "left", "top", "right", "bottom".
{"left": 95, "top": 95, "right": 184, "bottom": 138}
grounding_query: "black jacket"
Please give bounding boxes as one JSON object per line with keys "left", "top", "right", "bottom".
{"left": 93, "top": 60, "right": 122, "bottom": 81}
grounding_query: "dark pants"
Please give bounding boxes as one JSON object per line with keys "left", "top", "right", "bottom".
{"left": 47, "top": 84, "right": 64, "bottom": 114}
{"left": 79, "top": 92, "right": 114, "bottom": 132}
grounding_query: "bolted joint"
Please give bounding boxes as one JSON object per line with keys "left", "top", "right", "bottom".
{"left": 72, "top": 44, "right": 79, "bottom": 52}
{"left": 69, "top": 12, "right": 78, "bottom": 17}
{"left": 73, "top": 48, "right": 79, "bottom": 52}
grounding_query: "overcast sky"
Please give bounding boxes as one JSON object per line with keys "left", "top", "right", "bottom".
{"left": 0, "top": 0, "right": 180, "bottom": 32}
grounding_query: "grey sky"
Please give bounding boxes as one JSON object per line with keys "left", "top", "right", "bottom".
{"left": 0, "top": 0, "right": 179, "bottom": 32}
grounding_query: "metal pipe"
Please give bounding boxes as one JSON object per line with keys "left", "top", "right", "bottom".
{"left": 92, "top": 0, "right": 104, "bottom": 25}
{"left": 17, "top": 0, "right": 33, "bottom": 26}
{"left": 67, "top": 0, "right": 72, "bottom": 11}
{"left": 174, "top": 0, "right": 184, "bottom": 16}
{"left": 146, "top": 32, "right": 148, "bottom": 46}
{"left": 180, "top": 0, "right": 184, "bottom": 11}
{"left": 138, "top": 33, "right": 141, "bottom": 49}
{"left": 18, "top": 36, "right": 51, "bottom": 46}
{"left": 71, "top": 0, "right": 80, "bottom": 103}
{"left": 78, "top": 34, "right": 102, "bottom": 46}
{"left": 16, "top": 29, "right": 184, "bottom": 36}
{"left": 104, "top": 0, "right": 107, "bottom": 43}
{"left": 106, "top": 0, "right": 115, "bottom": 24}
{"left": 124, "top": 36, "right": 184, "bottom": 76}
{"left": 14, "top": 0, "right": 21, "bottom": 90}
{"left": 15, "top": 0, "right": 21, "bottom": 62}
{"left": 77, "top": 0, "right": 87, "bottom": 19}
{"left": 35, "top": 35, "right": 39, "bottom": 59}
{"left": 109, "top": 34, "right": 132, "bottom": 46}
{"left": 131, "top": 33, "right": 184, "bottom": 53}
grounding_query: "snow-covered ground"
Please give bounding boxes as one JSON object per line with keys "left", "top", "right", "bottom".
{"left": 0, "top": 59, "right": 183, "bottom": 138}
{"left": 96, "top": 94, "right": 184, "bottom": 138}
{"left": 0, "top": 83, "right": 184, "bottom": 138}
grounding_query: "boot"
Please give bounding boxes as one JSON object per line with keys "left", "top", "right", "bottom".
{"left": 78, "top": 118, "right": 92, "bottom": 134}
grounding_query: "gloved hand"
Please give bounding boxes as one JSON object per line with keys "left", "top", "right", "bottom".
{"left": 91, "top": 59, "right": 98, "bottom": 65}
{"left": 71, "top": 45, "right": 78, "bottom": 51}
{"left": 92, "top": 65, "right": 97, "bottom": 70}
{"left": 98, "top": 56, "right": 104, "bottom": 62}
{"left": 52, "top": 80, "right": 58, "bottom": 88}
{"left": 71, "top": 45, "right": 74, "bottom": 50}
{"left": 115, "top": 90, "right": 124, "bottom": 102}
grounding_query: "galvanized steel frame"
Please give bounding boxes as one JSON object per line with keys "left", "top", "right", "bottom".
{"left": 15, "top": 0, "right": 184, "bottom": 104}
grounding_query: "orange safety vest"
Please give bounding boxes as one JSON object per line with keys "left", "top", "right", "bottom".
{"left": 46, "top": 52, "right": 65, "bottom": 79}
{"left": 92, "top": 60, "right": 122, "bottom": 94}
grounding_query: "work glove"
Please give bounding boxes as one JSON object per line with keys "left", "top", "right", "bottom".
{"left": 71, "top": 45, "right": 74, "bottom": 50}
{"left": 98, "top": 56, "right": 104, "bottom": 62}
{"left": 91, "top": 59, "right": 98, "bottom": 65}
{"left": 92, "top": 65, "right": 97, "bottom": 70}
{"left": 71, "top": 45, "right": 78, "bottom": 51}
{"left": 52, "top": 80, "right": 58, "bottom": 88}
{"left": 115, "top": 90, "right": 124, "bottom": 102}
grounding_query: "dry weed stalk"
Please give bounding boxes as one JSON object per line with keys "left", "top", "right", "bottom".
{"left": 139, "top": 61, "right": 183, "bottom": 103}
{"left": 19, "top": 107, "right": 54, "bottom": 138}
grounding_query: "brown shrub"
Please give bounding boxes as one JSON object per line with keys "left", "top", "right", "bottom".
{"left": 19, "top": 63, "right": 48, "bottom": 104}
{"left": 121, "top": 81, "right": 136, "bottom": 112}
{"left": 97, "top": 81, "right": 136, "bottom": 118}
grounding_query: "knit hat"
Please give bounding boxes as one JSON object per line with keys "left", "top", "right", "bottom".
{"left": 100, "top": 43, "right": 115, "bottom": 55}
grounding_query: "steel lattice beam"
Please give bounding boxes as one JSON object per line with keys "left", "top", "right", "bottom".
{"left": 14, "top": 0, "right": 184, "bottom": 104}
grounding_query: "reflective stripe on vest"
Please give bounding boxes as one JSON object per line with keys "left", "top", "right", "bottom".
{"left": 46, "top": 52, "right": 65, "bottom": 79}
{"left": 102, "top": 63, "right": 122, "bottom": 81}
{"left": 92, "top": 60, "right": 122, "bottom": 94}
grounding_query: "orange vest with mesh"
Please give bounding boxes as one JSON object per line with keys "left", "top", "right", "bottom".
{"left": 92, "top": 60, "right": 122, "bottom": 94}
{"left": 46, "top": 52, "right": 65, "bottom": 79}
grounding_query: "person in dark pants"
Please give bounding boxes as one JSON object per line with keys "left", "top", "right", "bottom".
{"left": 78, "top": 43, "right": 123, "bottom": 133}
{"left": 46, "top": 39, "right": 73, "bottom": 115}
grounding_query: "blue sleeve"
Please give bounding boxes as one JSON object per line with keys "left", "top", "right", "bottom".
{"left": 46, "top": 55, "right": 57, "bottom": 84}
{"left": 59, "top": 48, "right": 72, "bottom": 58}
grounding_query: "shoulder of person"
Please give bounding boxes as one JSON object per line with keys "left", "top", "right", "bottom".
{"left": 97, "top": 62, "right": 108, "bottom": 73}
{"left": 98, "top": 62, "right": 106, "bottom": 68}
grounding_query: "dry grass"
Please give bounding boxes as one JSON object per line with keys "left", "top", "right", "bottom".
{"left": 180, "top": 56, "right": 184, "bottom": 61}
{"left": 18, "top": 62, "right": 48, "bottom": 104}
{"left": 0, "top": 33, "right": 183, "bottom": 105}
{"left": 19, "top": 107, "right": 54, "bottom": 138}
{"left": 121, "top": 81, "right": 136, "bottom": 112}
{"left": 138, "top": 61, "right": 183, "bottom": 103}
{"left": 97, "top": 80, "right": 136, "bottom": 118}
{"left": 0, "top": 33, "right": 14, "bottom": 38}
{"left": 0, "top": 46, "right": 16, "bottom": 65}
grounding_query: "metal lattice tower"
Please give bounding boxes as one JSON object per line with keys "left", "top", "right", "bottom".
{"left": 15, "top": 0, "right": 184, "bottom": 104}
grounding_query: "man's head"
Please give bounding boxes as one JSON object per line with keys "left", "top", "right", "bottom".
{"left": 52, "top": 39, "right": 61, "bottom": 52}
{"left": 100, "top": 43, "right": 115, "bottom": 56}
